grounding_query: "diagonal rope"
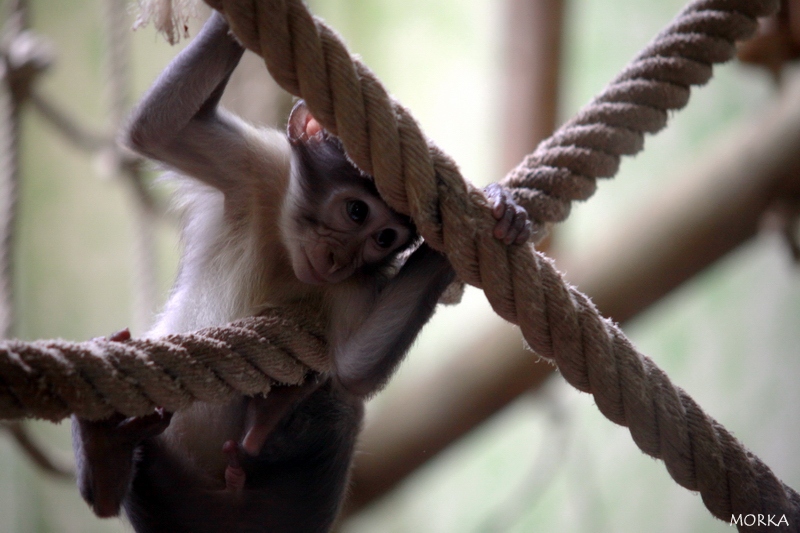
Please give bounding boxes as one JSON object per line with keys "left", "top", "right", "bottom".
{"left": 204, "top": 0, "right": 799, "bottom": 527}
{"left": 502, "top": 0, "right": 775, "bottom": 225}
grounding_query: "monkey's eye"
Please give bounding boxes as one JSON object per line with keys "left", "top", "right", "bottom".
{"left": 375, "top": 228, "right": 398, "bottom": 249}
{"left": 346, "top": 200, "right": 369, "bottom": 224}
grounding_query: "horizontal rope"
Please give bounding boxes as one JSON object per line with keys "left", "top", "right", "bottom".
{"left": 0, "top": 312, "right": 328, "bottom": 422}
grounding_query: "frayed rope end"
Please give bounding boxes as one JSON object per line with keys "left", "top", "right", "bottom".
{"left": 131, "top": 0, "right": 200, "bottom": 45}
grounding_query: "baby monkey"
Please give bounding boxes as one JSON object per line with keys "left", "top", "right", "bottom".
{"left": 71, "top": 12, "right": 531, "bottom": 533}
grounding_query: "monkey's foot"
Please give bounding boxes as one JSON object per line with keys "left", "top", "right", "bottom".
{"left": 223, "top": 440, "right": 246, "bottom": 493}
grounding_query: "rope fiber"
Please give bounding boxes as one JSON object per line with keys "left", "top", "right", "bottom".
{"left": 2, "top": 0, "right": 798, "bottom": 529}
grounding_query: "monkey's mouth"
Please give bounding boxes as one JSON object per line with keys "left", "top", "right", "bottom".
{"left": 298, "top": 254, "right": 327, "bottom": 285}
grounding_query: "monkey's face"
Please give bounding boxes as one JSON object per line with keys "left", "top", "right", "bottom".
{"left": 282, "top": 178, "right": 414, "bottom": 285}
{"left": 283, "top": 101, "right": 415, "bottom": 285}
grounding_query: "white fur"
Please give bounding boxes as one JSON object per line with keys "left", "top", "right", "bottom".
{"left": 144, "top": 125, "right": 294, "bottom": 480}
{"left": 147, "top": 179, "right": 256, "bottom": 337}
{"left": 144, "top": 177, "right": 268, "bottom": 480}
{"left": 147, "top": 123, "right": 292, "bottom": 338}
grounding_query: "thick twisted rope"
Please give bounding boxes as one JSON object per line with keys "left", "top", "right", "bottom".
{"left": 0, "top": 311, "right": 329, "bottom": 422}
{"left": 215, "top": 0, "right": 778, "bottom": 236}
{"left": 205, "top": 0, "right": 799, "bottom": 527}
{"left": 502, "top": 0, "right": 777, "bottom": 224}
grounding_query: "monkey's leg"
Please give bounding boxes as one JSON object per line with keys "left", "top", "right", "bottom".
{"left": 241, "top": 380, "right": 321, "bottom": 455}
{"left": 72, "top": 408, "right": 172, "bottom": 517}
{"left": 222, "top": 440, "right": 246, "bottom": 493}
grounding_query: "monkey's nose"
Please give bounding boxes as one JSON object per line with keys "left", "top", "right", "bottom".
{"left": 328, "top": 261, "right": 348, "bottom": 277}
{"left": 325, "top": 250, "right": 357, "bottom": 283}
{"left": 327, "top": 252, "right": 341, "bottom": 274}
{"left": 328, "top": 250, "right": 354, "bottom": 274}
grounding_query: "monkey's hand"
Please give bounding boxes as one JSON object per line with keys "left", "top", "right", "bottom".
{"left": 484, "top": 183, "right": 532, "bottom": 245}
{"left": 72, "top": 408, "right": 172, "bottom": 518}
{"left": 223, "top": 440, "right": 246, "bottom": 494}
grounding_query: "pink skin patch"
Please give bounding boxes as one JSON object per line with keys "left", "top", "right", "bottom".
{"left": 305, "top": 116, "right": 323, "bottom": 138}
{"left": 107, "top": 328, "right": 131, "bottom": 342}
{"left": 241, "top": 421, "right": 272, "bottom": 456}
{"left": 241, "top": 397, "right": 280, "bottom": 456}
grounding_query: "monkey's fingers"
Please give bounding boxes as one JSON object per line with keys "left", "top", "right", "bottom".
{"left": 88, "top": 328, "right": 131, "bottom": 344}
{"left": 494, "top": 209, "right": 532, "bottom": 245}
{"left": 510, "top": 207, "right": 533, "bottom": 245}
{"left": 117, "top": 408, "right": 173, "bottom": 442}
{"left": 484, "top": 183, "right": 532, "bottom": 245}
{"left": 484, "top": 183, "right": 507, "bottom": 220}
{"left": 485, "top": 185, "right": 513, "bottom": 238}
{"left": 493, "top": 206, "right": 516, "bottom": 244}
{"left": 223, "top": 440, "right": 246, "bottom": 493}
{"left": 107, "top": 328, "right": 131, "bottom": 342}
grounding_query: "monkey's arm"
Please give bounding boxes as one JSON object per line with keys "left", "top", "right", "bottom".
{"left": 334, "top": 185, "right": 531, "bottom": 398}
{"left": 126, "top": 13, "right": 278, "bottom": 193}
{"left": 333, "top": 244, "right": 456, "bottom": 398}
{"left": 71, "top": 410, "right": 172, "bottom": 518}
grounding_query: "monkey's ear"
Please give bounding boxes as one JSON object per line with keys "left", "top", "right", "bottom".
{"left": 287, "top": 100, "right": 313, "bottom": 143}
